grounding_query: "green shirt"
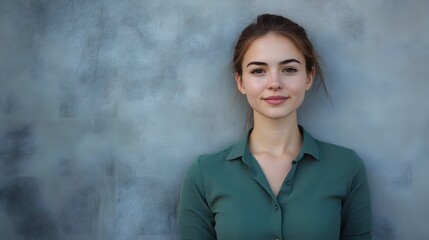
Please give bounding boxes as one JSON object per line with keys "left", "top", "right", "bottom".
{"left": 178, "top": 126, "right": 372, "bottom": 240}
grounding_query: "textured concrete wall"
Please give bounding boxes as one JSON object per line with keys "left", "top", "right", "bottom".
{"left": 1, "top": 0, "right": 428, "bottom": 239}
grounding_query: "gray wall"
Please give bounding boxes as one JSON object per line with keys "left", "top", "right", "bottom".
{"left": 1, "top": 0, "right": 428, "bottom": 239}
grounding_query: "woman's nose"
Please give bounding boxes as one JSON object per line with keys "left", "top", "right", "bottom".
{"left": 268, "top": 73, "right": 282, "bottom": 90}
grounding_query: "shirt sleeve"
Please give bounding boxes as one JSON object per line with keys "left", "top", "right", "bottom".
{"left": 178, "top": 158, "right": 216, "bottom": 240}
{"left": 340, "top": 151, "right": 372, "bottom": 240}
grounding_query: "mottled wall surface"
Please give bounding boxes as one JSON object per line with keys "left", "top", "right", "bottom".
{"left": 0, "top": 0, "right": 428, "bottom": 239}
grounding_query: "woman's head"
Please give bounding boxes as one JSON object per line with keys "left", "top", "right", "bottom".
{"left": 233, "top": 14, "right": 326, "bottom": 93}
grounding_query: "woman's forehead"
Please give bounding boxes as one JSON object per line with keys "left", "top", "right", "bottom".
{"left": 243, "top": 33, "right": 305, "bottom": 64}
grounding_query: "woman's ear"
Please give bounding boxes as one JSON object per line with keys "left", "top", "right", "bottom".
{"left": 305, "top": 67, "right": 315, "bottom": 91}
{"left": 235, "top": 72, "right": 246, "bottom": 94}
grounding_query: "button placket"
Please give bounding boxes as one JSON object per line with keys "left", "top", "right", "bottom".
{"left": 282, "top": 159, "right": 299, "bottom": 194}
{"left": 271, "top": 198, "right": 282, "bottom": 239}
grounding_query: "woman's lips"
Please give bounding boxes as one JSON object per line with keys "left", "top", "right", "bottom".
{"left": 262, "top": 96, "right": 289, "bottom": 105}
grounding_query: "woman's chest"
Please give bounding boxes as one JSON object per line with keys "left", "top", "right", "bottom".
{"left": 208, "top": 176, "right": 345, "bottom": 240}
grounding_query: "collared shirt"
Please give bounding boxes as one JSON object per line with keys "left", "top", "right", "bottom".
{"left": 178, "top": 126, "right": 372, "bottom": 240}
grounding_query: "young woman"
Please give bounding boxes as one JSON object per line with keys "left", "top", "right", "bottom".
{"left": 178, "top": 14, "right": 372, "bottom": 240}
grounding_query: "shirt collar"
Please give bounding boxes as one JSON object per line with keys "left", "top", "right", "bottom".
{"left": 225, "top": 125, "right": 321, "bottom": 161}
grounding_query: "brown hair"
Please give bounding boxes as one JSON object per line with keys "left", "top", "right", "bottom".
{"left": 233, "top": 13, "right": 328, "bottom": 94}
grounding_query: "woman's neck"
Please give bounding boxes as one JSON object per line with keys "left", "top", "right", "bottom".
{"left": 249, "top": 112, "right": 302, "bottom": 158}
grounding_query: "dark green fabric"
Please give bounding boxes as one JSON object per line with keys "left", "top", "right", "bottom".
{"left": 178, "top": 127, "right": 372, "bottom": 240}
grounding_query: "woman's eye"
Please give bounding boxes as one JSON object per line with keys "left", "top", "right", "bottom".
{"left": 283, "top": 67, "right": 297, "bottom": 73}
{"left": 250, "top": 69, "right": 265, "bottom": 74}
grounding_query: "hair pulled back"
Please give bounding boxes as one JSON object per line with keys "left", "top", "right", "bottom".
{"left": 233, "top": 14, "right": 327, "bottom": 93}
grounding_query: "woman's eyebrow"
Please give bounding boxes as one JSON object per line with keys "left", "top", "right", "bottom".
{"left": 246, "top": 58, "right": 301, "bottom": 68}
{"left": 279, "top": 59, "right": 301, "bottom": 65}
{"left": 246, "top": 61, "right": 268, "bottom": 67}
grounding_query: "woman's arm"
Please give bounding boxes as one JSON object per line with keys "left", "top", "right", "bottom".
{"left": 178, "top": 158, "right": 216, "bottom": 240}
{"left": 340, "top": 151, "right": 372, "bottom": 240}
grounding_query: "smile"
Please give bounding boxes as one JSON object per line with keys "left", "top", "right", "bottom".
{"left": 262, "top": 96, "right": 289, "bottom": 105}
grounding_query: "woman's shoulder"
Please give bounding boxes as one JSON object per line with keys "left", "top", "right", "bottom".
{"left": 184, "top": 143, "right": 239, "bottom": 181}
{"left": 196, "top": 144, "right": 237, "bottom": 166}
{"left": 301, "top": 126, "right": 365, "bottom": 168}
{"left": 315, "top": 139, "right": 366, "bottom": 170}
{"left": 316, "top": 139, "right": 357, "bottom": 155}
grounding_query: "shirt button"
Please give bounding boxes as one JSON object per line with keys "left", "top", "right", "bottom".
{"left": 286, "top": 180, "right": 292, "bottom": 185}
{"left": 274, "top": 204, "right": 279, "bottom": 211}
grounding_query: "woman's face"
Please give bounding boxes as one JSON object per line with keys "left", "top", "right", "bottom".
{"left": 235, "top": 32, "right": 314, "bottom": 121}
